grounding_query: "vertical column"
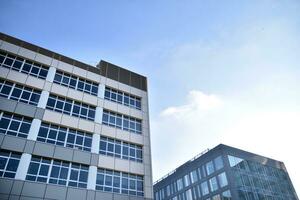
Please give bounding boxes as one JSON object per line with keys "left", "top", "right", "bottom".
{"left": 37, "top": 91, "right": 49, "bottom": 109}
{"left": 27, "top": 119, "right": 41, "bottom": 141}
{"left": 91, "top": 134, "right": 100, "bottom": 154}
{"left": 46, "top": 66, "right": 56, "bottom": 82}
{"left": 87, "top": 166, "right": 97, "bottom": 190}
{"left": 15, "top": 153, "right": 32, "bottom": 180}
{"left": 97, "top": 84, "right": 105, "bottom": 99}
{"left": 95, "top": 107, "right": 103, "bottom": 124}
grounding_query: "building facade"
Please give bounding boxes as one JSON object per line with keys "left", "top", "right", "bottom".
{"left": 154, "top": 144, "right": 298, "bottom": 200}
{"left": 0, "top": 32, "right": 153, "bottom": 200}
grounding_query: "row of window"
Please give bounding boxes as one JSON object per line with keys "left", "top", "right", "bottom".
{"left": 0, "top": 149, "right": 21, "bottom": 178}
{"left": 0, "top": 50, "right": 49, "bottom": 79}
{"left": 102, "top": 110, "right": 142, "bottom": 134}
{"left": 171, "top": 190, "right": 231, "bottom": 200}
{"left": 104, "top": 87, "right": 141, "bottom": 110}
{"left": 0, "top": 50, "right": 143, "bottom": 111}
{"left": 229, "top": 155, "right": 297, "bottom": 198}
{"left": 54, "top": 70, "right": 98, "bottom": 96}
{"left": 156, "top": 156, "right": 225, "bottom": 200}
{"left": 96, "top": 168, "right": 144, "bottom": 196}
{"left": 46, "top": 94, "right": 96, "bottom": 121}
{"left": 0, "top": 79, "right": 143, "bottom": 134}
{"left": 100, "top": 136, "right": 143, "bottom": 162}
{"left": 0, "top": 150, "right": 144, "bottom": 197}
{"left": 0, "top": 112, "right": 32, "bottom": 138}
{"left": 0, "top": 79, "right": 41, "bottom": 106}
{"left": 37, "top": 122, "right": 92, "bottom": 152}
{"left": 0, "top": 112, "right": 144, "bottom": 163}
{"left": 26, "top": 156, "right": 89, "bottom": 188}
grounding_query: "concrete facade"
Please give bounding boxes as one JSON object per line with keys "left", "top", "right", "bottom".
{"left": 0, "top": 32, "right": 153, "bottom": 200}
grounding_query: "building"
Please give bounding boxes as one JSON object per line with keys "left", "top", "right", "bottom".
{"left": 0, "top": 32, "right": 153, "bottom": 200}
{"left": 153, "top": 144, "right": 298, "bottom": 200}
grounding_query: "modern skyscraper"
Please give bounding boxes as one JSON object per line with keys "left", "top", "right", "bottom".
{"left": 0, "top": 32, "right": 153, "bottom": 200}
{"left": 154, "top": 144, "right": 298, "bottom": 200}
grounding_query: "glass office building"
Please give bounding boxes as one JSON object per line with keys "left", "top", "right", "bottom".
{"left": 154, "top": 144, "right": 298, "bottom": 200}
{"left": 0, "top": 32, "right": 153, "bottom": 200}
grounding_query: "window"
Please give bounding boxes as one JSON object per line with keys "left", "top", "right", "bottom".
{"left": 212, "top": 194, "right": 221, "bottom": 200}
{"left": 190, "top": 170, "right": 198, "bottom": 184}
{"left": 206, "top": 161, "right": 215, "bottom": 175}
{"left": 192, "top": 185, "right": 201, "bottom": 199}
{"left": 46, "top": 94, "right": 96, "bottom": 121}
{"left": 0, "top": 149, "right": 21, "bottom": 178}
{"left": 99, "top": 136, "right": 142, "bottom": 162}
{"left": 96, "top": 168, "right": 143, "bottom": 197}
{"left": 0, "top": 50, "right": 49, "bottom": 79}
{"left": 37, "top": 122, "right": 92, "bottom": 152}
{"left": 102, "top": 110, "right": 142, "bottom": 134}
{"left": 209, "top": 177, "right": 218, "bottom": 192}
{"left": 183, "top": 174, "right": 190, "bottom": 187}
{"left": 218, "top": 172, "right": 228, "bottom": 188}
{"left": 177, "top": 178, "right": 183, "bottom": 191}
{"left": 201, "top": 181, "right": 209, "bottom": 196}
{"left": 104, "top": 87, "right": 141, "bottom": 110}
{"left": 0, "top": 79, "right": 41, "bottom": 106}
{"left": 0, "top": 111, "right": 32, "bottom": 138}
{"left": 228, "top": 155, "right": 244, "bottom": 168}
{"left": 214, "top": 156, "right": 224, "bottom": 171}
{"left": 54, "top": 70, "right": 98, "bottom": 96}
{"left": 221, "top": 190, "right": 232, "bottom": 200}
{"left": 26, "top": 156, "right": 88, "bottom": 188}
{"left": 185, "top": 189, "right": 193, "bottom": 200}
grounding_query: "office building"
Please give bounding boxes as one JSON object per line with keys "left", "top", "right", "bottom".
{"left": 0, "top": 32, "right": 153, "bottom": 200}
{"left": 154, "top": 144, "right": 298, "bottom": 200}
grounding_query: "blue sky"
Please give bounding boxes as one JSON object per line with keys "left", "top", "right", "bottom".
{"left": 1, "top": 0, "right": 300, "bottom": 194}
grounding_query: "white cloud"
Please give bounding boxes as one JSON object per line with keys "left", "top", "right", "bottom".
{"left": 161, "top": 90, "right": 223, "bottom": 117}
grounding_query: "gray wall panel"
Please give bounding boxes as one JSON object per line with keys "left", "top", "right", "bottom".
{"left": 53, "top": 146, "right": 73, "bottom": 162}
{"left": 23, "top": 141, "right": 35, "bottom": 154}
{"left": 0, "top": 98, "right": 17, "bottom": 114}
{"left": 72, "top": 150, "right": 91, "bottom": 165}
{"left": 34, "top": 108, "right": 44, "bottom": 120}
{"left": 44, "top": 185, "right": 67, "bottom": 200}
{"left": 0, "top": 178, "right": 14, "bottom": 195}
{"left": 14, "top": 104, "right": 36, "bottom": 118}
{"left": 90, "top": 154, "right": 98, "bottom": 166}
{"left": 33, "top": 142, "right": 55, "bottom": 158}
{"left": 21, "top": 182, "right": 46, "bottom": 198}
{"left": 1, "top": 136, "right": 26, "bottom": 152}
{"left": 66, "top": 188, "right": 87, "bottom": 200}
{"left": 86, "top": 190, "right": 95, "bottom": 200}
{"left": 95, "top": 191, "right": 113, "bottom": 199}
{"left": 11, "top": 180, "right": 24, "bottom": 196}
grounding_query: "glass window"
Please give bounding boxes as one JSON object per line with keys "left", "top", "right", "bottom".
{"left": 201, "top": 181, "right": 209, "bottom": 196}
{"left": 177, "top": 178, "right": 183, "bottom": 191}
{"left": 221, "top": 190, "right": 232, "bottom": 200}
{"left": 228, "top": 155, "right": 244, "bottom": 167}
{"left": 0, "top": 50, "right": 49, "bottom": 79}
{"left": 53, "top": 70, "right": 98, "bottom": 96}
{"left": 206, "top": 161, "right": 215, "bottom": 175}
{"left": 218, "top": 172, "right": 228, "bottom": 188}
{"left": 104, "top": 87, "right": 142, "bottom": 110}
{"left": 0, "top": 112, "right": 32, "bottom": 138}
{"left": 190, "top": 170, "right": 198, "bottom": 184}
{"left": 186, "top": 189, "right": 193, "bottom": 200}
{"left": 0, "top": 149, "right": 21, "bottom": 178}
{"left": 46, "top": 94, "right": 96, "bottom": 121}
{"left": 37, "top": 122, "right": 92, "bottom": 152}
{"left": 99, "top": 136, "right": 142, "bottom": 163}
{"left": 96, "top": 168, "right": 143, "bottom": 197}
{"left": 0, "top": 79, "right": 41, "bottom": 106}
{"left": 209, "top": 177, "right": 218, "bottom": 192}
{"left": 184, "top": 174, "right": 190, "bottom": 187}
{"left": 102, "top": 110, "right": 142, "bottom": 134}
{"left": 214, "top": 156, "right": 224, "bottom": 171}
{"left": 26, "top": 156, "right": 88, "bottom": 188}
{"left": 212, "top": 194, "right": 221, "bottom": 200}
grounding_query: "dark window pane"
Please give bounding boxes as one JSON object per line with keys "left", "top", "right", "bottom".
{"left": 6, "top": 159, "right": 19, "bottom": 171}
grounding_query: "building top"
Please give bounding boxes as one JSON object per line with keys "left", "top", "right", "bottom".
{"left": 0, "top": 32, "right": 147, "bottom": 91}
{"left": 154, "top": 144, "right": 286, "bottom": 186}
